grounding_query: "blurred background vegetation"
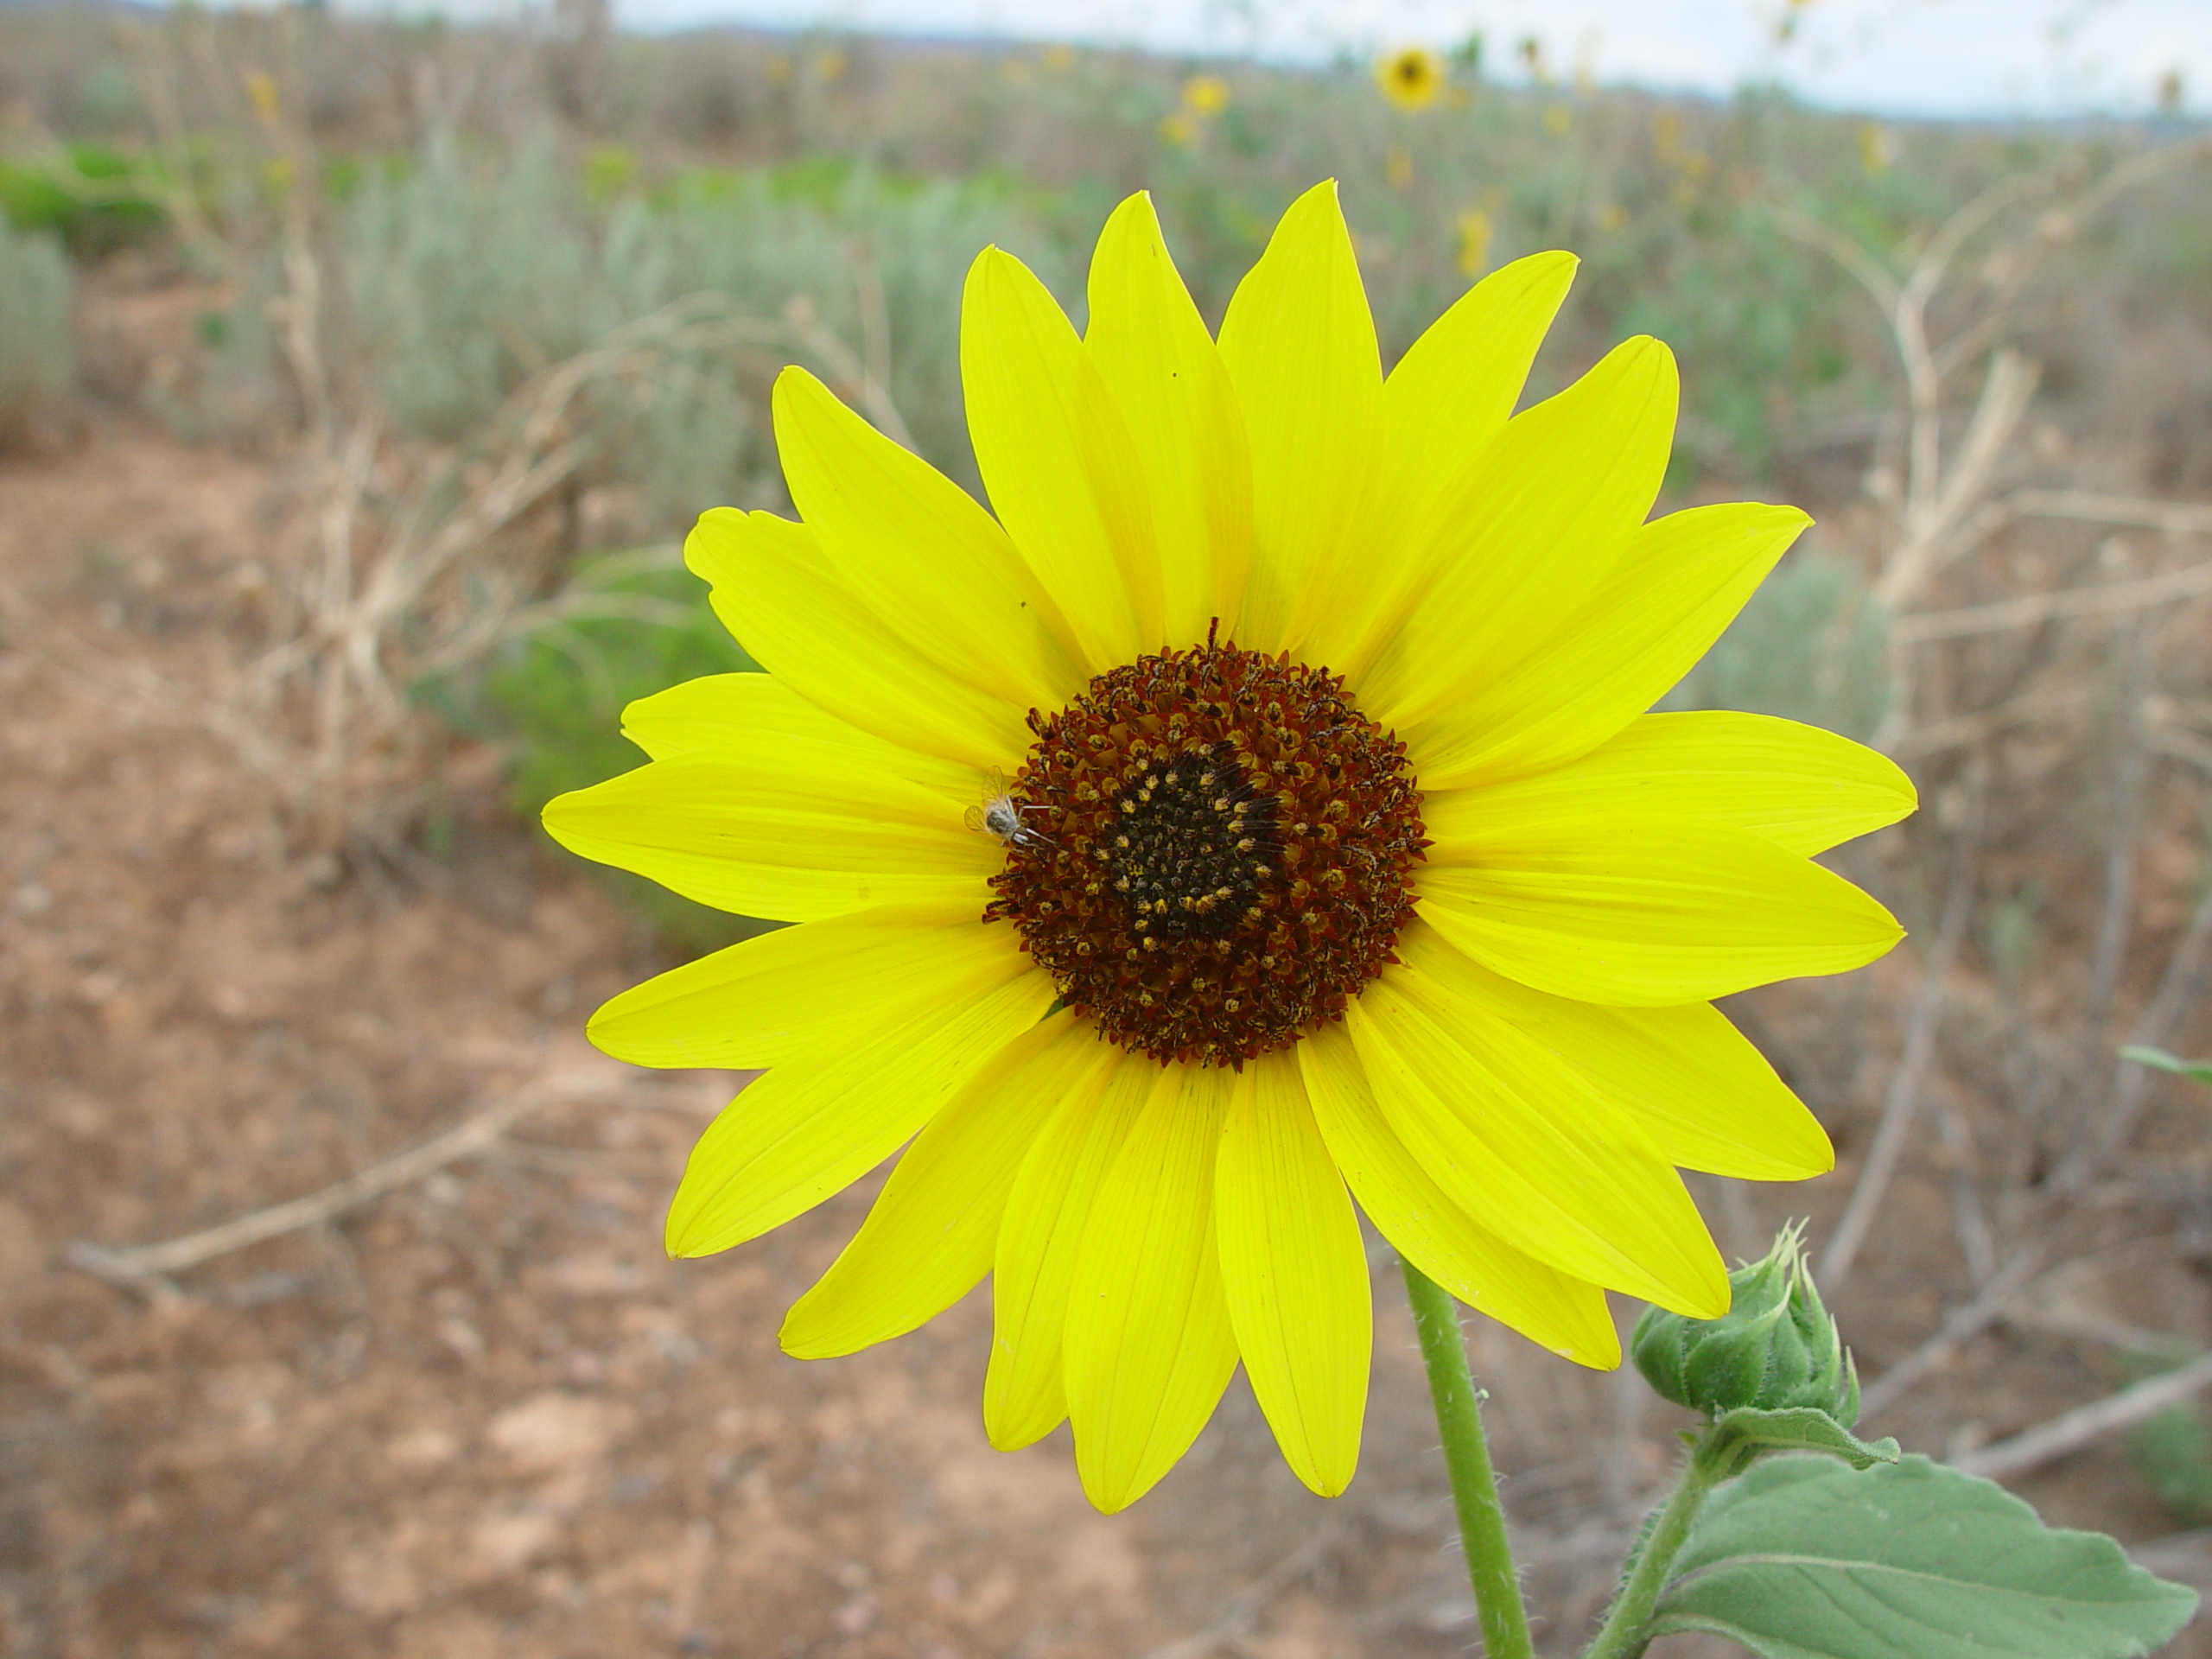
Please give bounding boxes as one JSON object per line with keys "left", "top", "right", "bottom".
{"left": 6, "top": 6, "right": 2203, "bottom": 861}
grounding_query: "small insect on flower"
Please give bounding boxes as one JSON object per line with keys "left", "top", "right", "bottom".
{"left": 964, "top": 768, "right": 1053, "bottom": 849}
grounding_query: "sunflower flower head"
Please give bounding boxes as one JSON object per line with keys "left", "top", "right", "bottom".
{"left": 1376, "top": 46, "right": 1447, "bottom": 111}
{"left": 543, "top": 181, "right": 1912, "bottom": 1513}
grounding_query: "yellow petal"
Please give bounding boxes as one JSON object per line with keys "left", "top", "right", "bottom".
{"left": 619, "top": 668, "right": 995, "bottom": 800}
{"left": 779, "top": 1010, "right": 1116, "bottom": 1358}
{"left": 772, "top": 365, "right": 1086, "bottom": 709}
{"left": 1298, "top": 1020, "right": 1620, "bottom": 1365}
{"left": 1356, "top": 336, "right": 1678, "bottom": 731}
{"left": 1426, "top": 710, "right": 1916, "bottom": 861}
{"left": 963, "top": 246, "right": 1161, "bottom": 666}
{"left": 587, "top": 900, "right": 989, "bottom": 1070}
{"left": 1303, "top": 251, "right": 1579, "bottom": 682}
{"left": 617, "top": 672, "right": 763, "bottom": 761}
{"left": 1346, "top": 974, "right": 1729, "bottom": 1316}
{"left": 1400, "top": 502, "right": 1811, "bottom": 788}
{"left": 1064, "top": 1063, "right": 1241, "bottom": 1512}
{"left": 1214, "top": 1049, "right": 1370, "bottom": 1495}
{"left": 686, "top": 507, "right": 1031, "bottom": 770}
{"left": 664, "top": 960, "right": 1054, "bottom": 1257}
{"left": 985, "top": 1047, "right": 1157, "bottom": 1450}
{"left": 541, "top": 747, "right": 996, "bottom": 924}
{"left": 1085, "top": 193, "right": 1253, "bottom": 645}
{"left": 1394, "top": 921, "right": 1832, "bottom": 1181}
{"left": 1418, "top": 818, "right": 1904, "bottom": 1006}
{"left": 1216, "top": 180, "right": 1382, "bottom": 655}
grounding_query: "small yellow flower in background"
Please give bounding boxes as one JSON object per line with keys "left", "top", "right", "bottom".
{"left": 1042, "top": 42, "right": 1075, "bottom": 73}
{"left": 1650, "top": 110, "right": 1683, "bottom": 160}
{"left": 545, "top": 181, "right": 1911, "bottom": 1514}
{"left": 1857, "top": 121, "right": 1894, "bottom": 177}
{"left": 1385, "top": 142, "right": 1415, "bottom": 193}
{"left": 1182, "top": 73, "right": 1230, "bottom": 116}
{"left": 1453, "top": 208, "right": 1493, "bottom": 276}
{"left": 243, "top": 68, "right": 283, "bottom": 130}
{"left": 1000, "top": 57, "right": 1031, "bottom": 86}
{"left": 762, "top": 53, "right": 793, "bottom": 86}
{"left": 1542, "top": 101, "right": 1574, "bottom": 137}
{"left": 1376, "top": 46, "right": 1446, "bottom": 111}
{"left": 1595, "top": 202, "right": 1630, "bottom": 235}
{"left": 812, "top": 48, "right": 847, "bottom": 85}
{"left": 1157, "top": 111, "right": 1198, "bottom": 148}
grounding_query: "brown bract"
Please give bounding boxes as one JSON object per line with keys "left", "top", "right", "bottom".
{"left": 985, "top": 628, "right": 1427, "bottom": 1067}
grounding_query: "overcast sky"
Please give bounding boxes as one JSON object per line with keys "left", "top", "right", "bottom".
{"left": 551, "top": 0, "right": 2206, "bottom": 119}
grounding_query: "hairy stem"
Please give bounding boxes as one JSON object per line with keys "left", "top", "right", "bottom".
{"left": 1584, "top": 1435, "right": 1728, "bottom": 1659}
{"left": 1402, "top": 1258, "right": 1534, "bottom": 1659}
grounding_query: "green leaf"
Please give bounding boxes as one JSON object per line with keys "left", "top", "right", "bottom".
{"left": 1707, "top": 1407, "right": 1899, "bottom": 1477}
{"left": 1650, "top": 1454, "right": 2196, "bottom": 1659}
{"left": 2120, "top": 1046, "right": 2212, "bottom": 1089}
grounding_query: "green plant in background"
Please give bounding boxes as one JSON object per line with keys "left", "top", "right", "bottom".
{"left": 0, "top": 213, "right": 73, "bottom": 448}
{"left": 2131, "top": 1395, "right": 2212, "bottom": 1525}
{"left": 0, "top": 141, "right": 168, "bottom": 257}
{"left": 1662, "top": 546, "right": 1893, "bottom": 741}
{"left": 2115, "top": 1052, "right": 2212, "bottom": 1530}
{"left": 461, "top": 551, "right": 772, "bottom": 957}
{"left": 322, "top": 142, "right": 1071, "bottom": 510}
{"left": 2122, "top": 1046, "right": 2212, "bottom": 1087}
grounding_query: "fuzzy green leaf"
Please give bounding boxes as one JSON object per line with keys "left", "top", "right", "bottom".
{"left": 1707, "top": 1407, "right": 1899, "bottom": 1478}
{"left": 1650, "top": 1454, "right": 2196, "bottom": 1659}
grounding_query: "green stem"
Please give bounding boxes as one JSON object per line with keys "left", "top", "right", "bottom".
{"left": 1583, "top": 1433, "right": 1729, "bottom": 1659}
{"left": 1402, "top": 1258, "right": 1534, "bottom": 1659}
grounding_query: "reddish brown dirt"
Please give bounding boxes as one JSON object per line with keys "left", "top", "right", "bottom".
{"left": 3, "top": 408, "right": 2207, "bottom": 1659}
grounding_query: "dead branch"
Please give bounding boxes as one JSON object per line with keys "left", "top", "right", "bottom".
{"left": 1859, "top": 1249, "right": 2048, "bottom": 1421}
{"left": 1955, "top": 1348, "right": 2212, "bottom": 1481}
{"left": 65, "top": 1065, "right": 631, "bottom": 1284}
{"left": 1941, "top": 487, "right": 2212, "bottom": 569}
{"left": 1875, "top": 347, "right": 2041, "bottom": 610}
{"left": 1895, "top": 557, "right": 2212, "bottom": 642}
{"left": 2057, "top": 873, "right": 2212, "bottom": 1192}
{"left": 1821, "top": 768, "right": 1983, "bottom": 1288}
{"left": 1891, "top": 679, "right": 2101, "bottom": 759}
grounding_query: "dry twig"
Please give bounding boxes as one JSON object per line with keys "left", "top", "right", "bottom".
{"left": 1956, "top": 1349, "right": 2212, "bottom": 1481}
{"left": 1821, "top": 768, "right": 1983, "bottom": 1287}
{"left": 65, "top": 1065, "right": 631, "bottom": 1285}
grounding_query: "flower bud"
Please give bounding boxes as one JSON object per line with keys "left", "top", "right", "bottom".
{"left": 1630, "top": 1223, "right": 1859, "bottom": 1425}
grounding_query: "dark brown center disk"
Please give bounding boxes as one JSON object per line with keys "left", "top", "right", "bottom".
{"left": 983, "top": 631, "right": 1427, "bottom": 1068}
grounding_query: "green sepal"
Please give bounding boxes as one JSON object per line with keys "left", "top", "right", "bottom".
{"left": 1649, "top": 1453, "right": 2197, "bottom": 1659}
{"left": 1632, "top": 1222, "right": 1860, "bottom": 1424}
{"left": 1703, "top": 1406, "right": 1899, "bottom": 1480}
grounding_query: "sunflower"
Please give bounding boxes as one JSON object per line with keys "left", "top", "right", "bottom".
{"left": 543, "top": 181, "right": 1911, "bottom": 1514}
{"left": 1376, "top": 46, "right": 1447, "bottom": 111}
{"left": 1181, "top": 73, "right": 1231, "bottom": 116}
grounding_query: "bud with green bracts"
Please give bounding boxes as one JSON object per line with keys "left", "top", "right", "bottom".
{"left": 1630, "top": 1222, "right": 1859, "bottom": 1426}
